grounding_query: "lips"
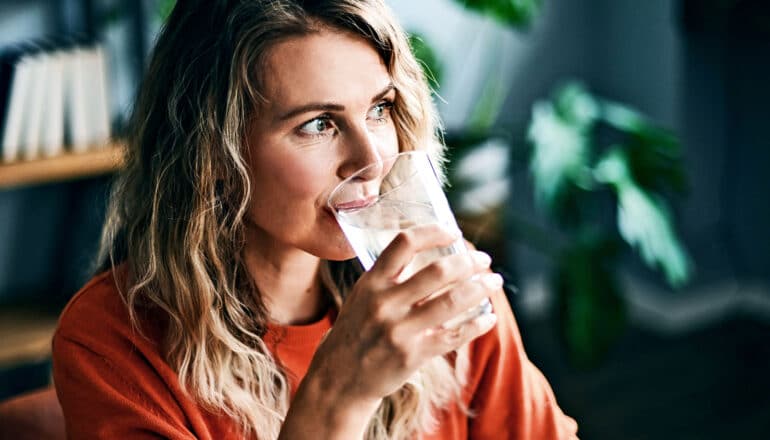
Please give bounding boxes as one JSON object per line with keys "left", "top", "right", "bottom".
{"left": 333, "top": 195, "right": 378, "bottom": 211}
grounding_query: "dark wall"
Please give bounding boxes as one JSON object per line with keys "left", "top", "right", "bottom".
{"left": 0, "top": 179, "right": 110, "bottom": 308}
{"left": 681, "top": 0, "right": 770, "bottom": 280}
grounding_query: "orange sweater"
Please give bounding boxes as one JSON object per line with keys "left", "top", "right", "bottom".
{"left": 52, "top": 269, "right": 578, "bottom": 439}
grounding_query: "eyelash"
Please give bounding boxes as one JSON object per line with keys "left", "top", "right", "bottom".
{"left": 369, "top": 100, "right": 394, "bottom": 124}
{"left": 295, "top": 99, "right": 395, "bottom": 140}
{"left": 298, "top": 115, "right": 335, "bottom": 140}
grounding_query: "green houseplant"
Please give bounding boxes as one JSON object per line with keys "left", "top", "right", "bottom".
{"left": 526, "top": 82, "right": 692, "bottom": 366}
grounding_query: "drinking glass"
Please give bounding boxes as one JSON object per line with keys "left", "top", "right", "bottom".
{"left": 327, "top": 150, "right": 492, "bottom": 329}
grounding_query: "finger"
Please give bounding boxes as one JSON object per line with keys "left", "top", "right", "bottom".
{"left": 421, "top": 312, "right": 498, "bottom": 357}
{"left": 370, "top": 224, "right": 461, "bottom": 280}
{"left": 405, "top": 272, "right": 501, "bottom": 331}
{"left": 390, "top": 250, "right": 492, "bottom": 305}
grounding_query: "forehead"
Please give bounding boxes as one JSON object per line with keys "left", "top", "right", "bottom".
{"left": 261, "top": 29, "right": 391, "bottom": 110}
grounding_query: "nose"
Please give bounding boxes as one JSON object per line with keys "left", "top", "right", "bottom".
{"left": 337, "top": 124, "right": 386, "bottom": 181}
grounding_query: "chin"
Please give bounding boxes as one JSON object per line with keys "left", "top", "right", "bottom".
{"left": 313, "top": 216, "right": 357, "bottom": 260}
{"left": 303, "top": 227, "right": 357, "bottom": 261}
{"left": 318, "top": 241, "right": 357, "bottom": 262}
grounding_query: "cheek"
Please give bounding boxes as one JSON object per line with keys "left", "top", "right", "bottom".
{"left": 274, "top": 156, "right": 329, "bottom": 196}
{"left": 375, "top": 123, "right": 400, "bottom": 158}
{"left": 254, "top": 150, "right": 331, "bottom": 199}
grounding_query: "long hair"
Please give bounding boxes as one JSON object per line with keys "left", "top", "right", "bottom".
{"left": 97, "top": 1, "right": 467, "bottom": 438}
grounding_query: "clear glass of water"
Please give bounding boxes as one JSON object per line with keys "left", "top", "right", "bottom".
{"left": 327, "top": 150, "right": 492, "bottom": 329}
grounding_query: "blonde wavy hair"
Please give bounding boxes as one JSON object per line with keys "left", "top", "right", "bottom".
{"left": 97, "top": 0, "right": 468, "bottom": 438}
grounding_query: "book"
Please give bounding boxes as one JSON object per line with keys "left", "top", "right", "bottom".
{"left": 21, "top": 52, "right": 48, "bottom": 160}
{"left": 41, "top": 51, "right": 65, "bottom": 158}
{"left": 2, "top": 54, "right": 34, "bottom": 163}
{"left": 65, "top": 47, "right": 90, "bottom": 151}
{"left": 0, "top": 45, "right": 30, "bottom": 159}
{"left": 0, "top": 40, "right": 112, "bottom": 163}
{"left": 90, "top": 46, "right": 111, "bottom": 149}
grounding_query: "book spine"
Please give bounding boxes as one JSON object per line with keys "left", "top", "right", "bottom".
{"left": 2, "top": 56, "right": 32, "bottom": 163}
{"left": 41, "top": 51, "right": 65, "bottom": 157}
{"left": 90, "top": 46, "right": 111, "bottom": 148}
{"left": 67, "top": 47, "right": 90, "bottom": 152}
{"left": 21, "top": 54, "right": 48, "bottom": 160}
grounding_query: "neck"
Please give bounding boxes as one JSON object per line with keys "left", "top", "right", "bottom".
{"left": 244, "top": 226, "right": 326, "bottom": 326}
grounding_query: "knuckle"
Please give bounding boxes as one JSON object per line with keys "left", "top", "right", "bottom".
{"left": 461, "top": 254, "right": 478, "bottom": 275}
{"left": 384, "top": 326, "right": 411, "bottom": 365}
{"left": 457, "top": 256, "right": 476, "bottom": 278}
{"left": 394, "top": 230, "right": 415, "bottom": 249}
{"left": 444, "top": 325, "right": 465, "bottom": 344}
{"left": 369, "top": 296, "right": 390, "bottom": 321}
{"left": 384, "top": 325, "right": 400, "bottom": 347}
{"left": 442, "top": 289, "right": 460, "bottom": 311}
{"left": 468, "top": 278, "right": 486, "bottom": 297}
{"left": 429, "top": 259, "right": 452, "bottom": 280}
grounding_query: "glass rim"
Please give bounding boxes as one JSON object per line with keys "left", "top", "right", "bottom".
{"left": 326, "top": 150, "right": 431, "bottom": 211}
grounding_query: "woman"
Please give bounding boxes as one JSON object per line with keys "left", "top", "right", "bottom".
{"left": 52, "top": 0, "right": 578, "bottom": 438}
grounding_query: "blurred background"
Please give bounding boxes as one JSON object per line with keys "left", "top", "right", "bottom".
{"left": 1, "top": 0, "right": 769, "bottom": 438}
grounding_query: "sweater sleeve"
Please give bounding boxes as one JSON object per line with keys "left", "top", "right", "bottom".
{"left": 465, "top": 288, "right": 579, "bottom": 439}
{"left": 52, "top": 331, "right": 197, "bottom": 440}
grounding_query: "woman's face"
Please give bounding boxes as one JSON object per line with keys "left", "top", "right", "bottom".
{"left": 245, "top": 29, "right": 399, "bottom": 261}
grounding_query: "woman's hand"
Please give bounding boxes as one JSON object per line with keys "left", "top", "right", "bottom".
{"left": 283, "top": 224, "right": 500, "bottom": 438}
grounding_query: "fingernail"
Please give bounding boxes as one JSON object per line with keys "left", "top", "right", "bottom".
{"left": 472, "top": 251, "right": 491, "bottom": 266}
{"left": 482, "top": 272, "right": 503, "bottom": 288}
{"left": 480, "top": 313, "right": 497, "bottom": 328}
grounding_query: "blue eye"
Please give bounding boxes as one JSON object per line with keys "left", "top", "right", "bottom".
{"left": 298, "top": 116, "right": 334, "bottom": 138}
{"left": 367, "top": 101, "right": 393, "bottom": 123}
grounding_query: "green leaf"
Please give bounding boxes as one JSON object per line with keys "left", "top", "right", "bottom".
{"left": 553, "top": 82, "right": 600, "bottom": 128}
{"left": 454, "top": 0, "right": 542, "bottom": 28}
{"left": 600, "top": 101, "right": 649, "bottom": 133}
{"left": 599, "top": 101, "right": 687, "bottom": 195}
{"left": 595, "top": 149, "right": 693, "bottom": 287}
{"left": 527, "top": 83, "right": 598, "bottom": 209}
{"left": 528, "top": 101, "right": 587, "bottom": 207}
{"left": 158, "top": 0, "right": 177, "bottom": 22}
{"left": 617, "top": 187, "right": 692, "bottom": 287}
{"left": 625, "top": 130, "right": 688, "bottom": 196}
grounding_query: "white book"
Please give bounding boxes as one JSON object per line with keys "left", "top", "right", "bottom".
{"left": 21, "top": 53, "right": 48, "bottom": 161}
{"left": 77, "top": 47, "right": 101, "bottom": 149}
{"left": 90, "top": 46, "right": 111, "bottom": 147}
{"left": 66, "top": 47, "right": 90, "bottom": 152}
{"left": 2, "top": 55, "right": 33, "bottom": 163}
{"left": 79, "top": 48, "right": 99, "bottom": 148}
{"left": 40, "top": 51, "right": 65, "bottom": 158}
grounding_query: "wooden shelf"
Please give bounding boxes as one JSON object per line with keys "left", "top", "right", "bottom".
{"left": 0, "top": 142, "right": 125, "bottom": 189}
{"left": 0, "top": 310, "right": 58, "bottom": 368}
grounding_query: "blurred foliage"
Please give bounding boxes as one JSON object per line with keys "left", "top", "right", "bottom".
{"left": 526, "top": 82, "right": 693, "bottom": 366}
{"left": 448, "top": 0, "right": 540, "bottom": 131}
{"left": 452, "top": 0, "right": 542, "bottom": 28}
{"left": 408, "top": 33, "right": 443, "bottom": 92}
{"left": 528, "top": 82, "right": 693, "bottom": 288}
{"left": 554, "top": 232, "right": 625, "bottom": 367}
{"left": 157, "top": 0, "right": 177, "bottom": 22}
{"left": 594, "top": 149, "right": 691, "bottom": 287}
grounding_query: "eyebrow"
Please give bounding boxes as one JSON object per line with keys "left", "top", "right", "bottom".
{"left": 276, "top": 83, "right": 395, "bottom": 122}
